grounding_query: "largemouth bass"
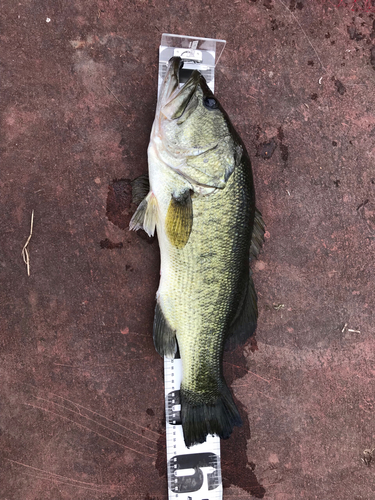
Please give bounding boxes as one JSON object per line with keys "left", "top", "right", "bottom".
{"left": 130, "top": 57, "right": 264, "bottom": 447}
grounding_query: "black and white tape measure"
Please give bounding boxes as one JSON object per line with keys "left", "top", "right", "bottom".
{"left": 164, "top": 357, "right": 223, "bottom": 500}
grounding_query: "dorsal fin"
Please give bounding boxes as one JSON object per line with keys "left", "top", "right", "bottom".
{"left": 250, "top": 208, "right": 265, "bottom": 260}
{"left": 225, "top": 272, "right": 258, "bottom": 351}
{"left": 225, "top": 208, "right": 265, "bottom": 350}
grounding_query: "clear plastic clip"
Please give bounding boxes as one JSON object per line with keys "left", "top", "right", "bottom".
{"left": 159, "top": 34, "right": 226, "bottom": 93}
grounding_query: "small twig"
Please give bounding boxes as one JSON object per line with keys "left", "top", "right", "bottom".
{"left": 342, "top": 323, "right": 361, "bottom": 334}
{"left": 21, "top": 210, "right": 34, "bottom": 276}
{"left": 104, "top": 84, "right": 127, "bottom": 111}
{"left": 357, "top": 199, "right": 369, "bottom": 211}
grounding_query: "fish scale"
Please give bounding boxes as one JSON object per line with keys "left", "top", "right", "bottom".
{"left": 162, "top": 164, "right": 253, "bottom": 404}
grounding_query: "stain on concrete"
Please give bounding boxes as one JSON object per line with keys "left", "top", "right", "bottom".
{"left": 334, "top": 78, "right": 347, "bottom": 95}
{"left": 100, "top": 238, "right": 123, "bottom": 249}
{"left": 277, "top": 126, "right": 289, "bottom": 166}
{"left": 106, "top": 179, "right": 133, "bottom": 230}
{"left": 257, "top": 139, "right": 277, "bottom": 160}
{"left": 289, "top": 0, "right": 304, "bottom": 10}
{"left": 347, "top": 24, "right": 365, "bottom": 41}
{"left": 263, "top": 0, "right": 273, "bottom": 10}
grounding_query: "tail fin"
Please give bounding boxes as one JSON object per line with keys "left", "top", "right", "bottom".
{"left": 181, "top": 383, "right": 242, "bottom": 448}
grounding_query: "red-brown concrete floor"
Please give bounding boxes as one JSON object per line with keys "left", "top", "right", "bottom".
{"left": 1, "top": 1, "right": 375, "bottom": 499}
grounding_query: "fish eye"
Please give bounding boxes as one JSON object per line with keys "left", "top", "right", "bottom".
{"left": 203, "top": 96, "right": 218, "bottom": 110}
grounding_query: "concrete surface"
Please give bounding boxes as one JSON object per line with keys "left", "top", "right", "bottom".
{"left": 1, "top": 1, "right": 375, "bottom": 499}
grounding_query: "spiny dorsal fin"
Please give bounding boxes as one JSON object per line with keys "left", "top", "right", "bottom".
{"left": 153, "top": 302, "right": 177, "bottom": 359}
{"left": 225, "top": 272, "right": 258, "bottom": 351}
{"left": 129, "top": 192, "right": 158, "bottom": 236}
{"left": 250, "top": 208, "right": 266, "bottom": 260}
{"left": 131, "top": 174, "right": 150, "bottom": 206}
{"left": 165, "top": 190, "right": 193, "bottom": 249}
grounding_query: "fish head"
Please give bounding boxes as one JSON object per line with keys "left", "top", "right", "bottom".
{"left": 156, "top": 57, "right": 240, "bottom": 189}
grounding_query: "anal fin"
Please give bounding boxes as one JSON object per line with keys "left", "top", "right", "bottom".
{"left": 225, "top": 272, "right": 258, "bottom": 351}
{"left": 153, "top": 302, "right": 177, "bottom": 358}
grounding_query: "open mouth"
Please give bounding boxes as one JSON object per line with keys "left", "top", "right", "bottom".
{"left": 166, "top": 56, "right": 199, "bottom": 91}
{"left": 162, "top": 57, "right": 201, "bottom": 120}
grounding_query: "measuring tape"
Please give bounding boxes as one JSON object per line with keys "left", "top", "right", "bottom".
{"left": 158, "top": 34, "right": 226, "bottom": 500}
{"left": 164, "top": 357, "right": 222, "bottom": 499}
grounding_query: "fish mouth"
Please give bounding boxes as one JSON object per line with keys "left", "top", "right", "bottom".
{"left": 166, "top": 56, "right": 184, "bottom": 90}
{"left": 160, "top": 57, "right": 201, "bottom": 120}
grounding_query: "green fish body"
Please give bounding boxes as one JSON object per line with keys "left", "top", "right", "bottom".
{"left": 130, "top": 57, "right": 264, "bottom": 447}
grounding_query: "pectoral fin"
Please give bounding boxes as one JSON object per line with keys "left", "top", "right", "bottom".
{"left": 131, "top": 174, "right": 150, "bottom": 206}
{"left": 129, "top": 192, "right": 158, "bottom": 236}
{"left": 165, "top": 190, "right": 193, "bottom": 249}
